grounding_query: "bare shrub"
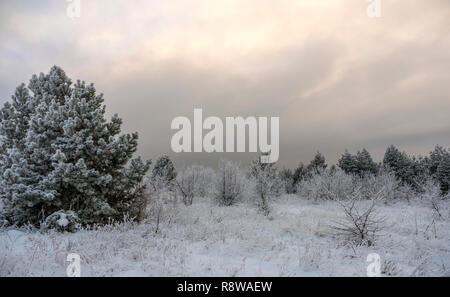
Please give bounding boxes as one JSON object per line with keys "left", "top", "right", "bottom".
{"left": 332, "top": 190, "right": 385, "bottom": 246}
{"left": 418, "top": 178, "right": 444, "bottom": 220}
{"left": 147, "top": 169, "right": 178, "bottom": 212}
{"left": 192, "top": 165, "right": 216, "bottom": 198}
{"left": 176, "top": 167, "right": 197, "bottom": 206}
{"left": 176, "top": 165, "right": 216, "bottom": 206}
{"left": 215, "top": 160, "right": 245, "bottom": 206}
{"left": 247, "top": 157, "right": 282, "bottom": 215}
{"left": 373, "top": 168, "right": 399, "bottom": 203}
{"left": 144, "top": 175, "right": 178, "bottom": 234}
{"left": 298, "top": 166, "right": 409, "bottom": 205}
{"left": 356, "top": 168, "right": 398, "bottom": 203}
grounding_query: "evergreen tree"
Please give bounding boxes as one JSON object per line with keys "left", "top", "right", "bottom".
{"left": 152, "top": 155, "right": 177, "bottom": 190}
{"left": 329, "top": 164, "right": 337, "bottom": 173}
{"left": 429, "top": 145, "right": 447, "bottom": 177}
{"left": 382, "top": 145, "right": 417, "bottom": 189}
{"left": 337, "top": 150, "right": 358, "bottom": 175}
{"left": 292, "top": 162, "right": 308, "bottom": 190}
{"left": 279, "top": 167, "right": 295, "bottom": 194}
{"left": 307, "top": 151, "right": 327, "bottom": 174}
{"left": 0, "top": 84, "right": 34, "bottom": 151}
{"left": 436, "top": 152, "right": 450, "bottom": 195}
{"left": 410, "top": 155, "right": 429, "bottom": 184}
{"left": 383, "top": 145, "right": 403, "bottom": 171}
{"left": 0, "top": 84, "right": 35, "bottom": 187}
{"left": 356, "top": 148, "right": 378, "bottom": 176}
{"left": 0, "top": 66, "right": 150, "bottom": 226}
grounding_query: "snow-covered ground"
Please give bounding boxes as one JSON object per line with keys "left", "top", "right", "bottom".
{"left": 1, "top": 195, "right": 449, "bottom": 276}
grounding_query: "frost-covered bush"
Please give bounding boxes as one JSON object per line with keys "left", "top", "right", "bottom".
{"left": 297, "top": 165, "right": 411, "bottom": 204}
{"left": 193, "top": 166, "right": 216, "bottom": 198}
{"left": 215, "top": 160, "right": 245, "bottom": 206}
{"left": 394, "top": 183, "right": 416, "bottom": 202}
{"left": 297, "top": 168, "right": 355, "bottom": 201}
{"left": 360, "top": 167, "right": 412, "bottom": 203}
{"left": 176, "top": 167, "right": 196, "bottom": 206}
{"left": 247, "top": 157, "right": 282, "bottom": 215}
{"left": 0, "top": 66, "right": 150, "bottom": 227}
{"left": 279, "top": 168, "right": 295, "bottom": 194}
{"left": 417, "top": 178, "right": 445, "bottom": 219}
{"left": 418, "top": 178, "right": 441, "bottom": 201}
{"left": 373, "top": 168, "right": 399, "bottom": 203}
{"left": 357, "top": 168, "right": 400, "bottom": 203}
{"left": 43, "top": 210, "right": 80, "bottom": 233}
{"left": 176, "top": 165, "right": 216, "bottom": 205}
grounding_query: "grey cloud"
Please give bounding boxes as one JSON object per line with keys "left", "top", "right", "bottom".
{"left": 1, "top": 1, "right": 449, "bottom": 169}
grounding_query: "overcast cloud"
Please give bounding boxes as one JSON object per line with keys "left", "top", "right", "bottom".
{"left": 1, "top": 0, "right": 449, "bottom": 168}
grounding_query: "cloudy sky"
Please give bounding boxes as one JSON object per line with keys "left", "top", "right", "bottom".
{"left": 1, "top": 0, "right": 449, "bottom": 168}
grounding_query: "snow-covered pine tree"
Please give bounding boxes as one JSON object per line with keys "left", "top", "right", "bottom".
{"left": 337, "top": 150, "right": 358, "bottom": 175}
{"left": 307, "top": 151, "right": 327, "bottom": 175}
{"left": 429, "top": 145, "right": 447, "bottom": 177}
{"left": 279, "top": 167, "right": 295, "bottom": 194}
{"left": 292, "top": 162, "right": 308, "bottom": 190}
{"left": 0, "top": 84, "right": 35, "bottom": 190}
{"left": 383, "top": 145, "right": 402, "bottom": 172}
{"left": 436, "top": 152, "right": 450, "bottom": 195}
{"left": 382, "top": 145, "right": 418, "bottom": 190}
{"left": 410, "top": 155, "right": 429, "bottom": 187}
{"left": 0, "top": 84, "right": 34, "bottom": 150}
{"left": 151, "top": 155, "right": 177, "bottom": 191}
{"left": 356, "top": 149, "right": 378, "bottom": 176}
{"left": 338, "top": 149, "right": 377, "bottom": 177}
{"left": 0, "top": 66, "right": 150, "bottom": 226}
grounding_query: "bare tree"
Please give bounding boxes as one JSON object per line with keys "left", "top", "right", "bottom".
{"left": 176, "top": 166, "right": 198, "bottom": 206}
{"left": 176, "top": 165, "right": 216, "bottom": 206}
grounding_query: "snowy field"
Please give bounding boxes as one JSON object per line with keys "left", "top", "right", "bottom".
{"left": 1, "top": 195, "right": 449, "bottom": 277}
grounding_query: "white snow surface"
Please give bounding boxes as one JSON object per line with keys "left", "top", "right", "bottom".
{"left": 1, "top": 195, "right": 449, "bottom": 277}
